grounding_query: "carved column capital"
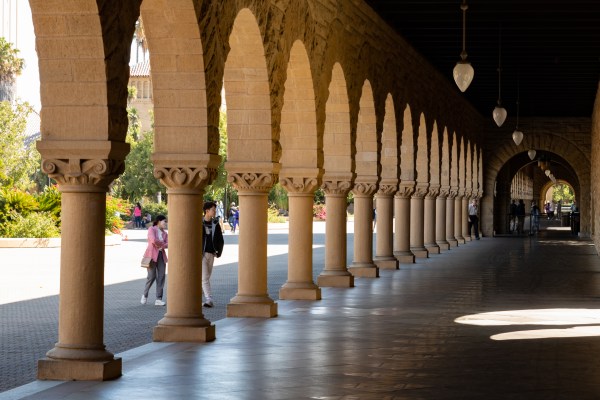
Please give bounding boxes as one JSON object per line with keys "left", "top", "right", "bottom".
{"left": 42, "top": 158, "right": 124, "bottom": 193}
{"left": 322, "top": 179, "right": 352, "bottom": 195}
{"left": 376, "top": 184, "right": 398, "bottom": 197}
{"left": 228, "top": 172, "right": 278, "bottom": 193}
{"left": 395, "top": 181, "right": 415, "bottom": 199}
{"left": 280, "top": 176, "right": 320, "bottom": 194}
{"left": 411, "top": 183, "right": 430, "bottom": 199}
{"left": 457, "top": 188, "right": 466, "bottom": 198}
{"left": 154, "top": 166, "right": 216, "bottom": 194}
{"left": 447, "top": 187, "right": 459, "bottom": 199}
{"left": 426, "top": 185, "right": 441, "bottom": 199}
{"left": 352, "top": 182, "right": 378, "bottom": 197}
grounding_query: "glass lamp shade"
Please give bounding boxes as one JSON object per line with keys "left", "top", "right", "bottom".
{"left": 512, "top": 130, "right": 524, "bottom": 146}
{"left": 528, "top": 150, "right": 536, "bottom": 160}
{"left": 453, "top": 61, "right": 474, "bottom": 92}
{"left": 545, "top": 169, "right": 551, "bottom": 177}
{"left": 493, "top": 106, "right": 507, "bottom": 127}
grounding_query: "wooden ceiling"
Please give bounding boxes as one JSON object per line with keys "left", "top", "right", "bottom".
{"left": 363, "top": 0, "right": 600, "bottom": 118}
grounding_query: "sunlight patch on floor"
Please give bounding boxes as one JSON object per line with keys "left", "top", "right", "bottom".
{"left": 491, "top": 325, "right": 600, "bottom": 340}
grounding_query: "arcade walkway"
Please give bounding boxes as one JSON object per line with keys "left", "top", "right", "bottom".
{"left": 5, "top": 229, "right": 600, "bottom": 399}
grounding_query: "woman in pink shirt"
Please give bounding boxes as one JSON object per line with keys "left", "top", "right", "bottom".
{"left": 133, "top": 203, "right": 142, "bottom": 229}
{"left": 141, "top": 215, "right": 168, "bottom": 306}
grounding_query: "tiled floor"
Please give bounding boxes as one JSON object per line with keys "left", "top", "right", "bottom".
{"left": 5, "top": 229, "right": 600, "bottom": 399}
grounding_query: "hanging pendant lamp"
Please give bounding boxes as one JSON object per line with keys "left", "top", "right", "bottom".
{"left": 493, "top": 25, "right": 507, "bottom": 126}
{"left": 528, "top": 150, "right": 536, "bottom": 160}
{"left": 512, "top": 79, "right": 524, "bottom": 146}
{"left": 453, "top": 0, "right": 474, "bottom": 92}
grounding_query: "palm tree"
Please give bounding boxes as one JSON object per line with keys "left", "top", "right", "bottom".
{"left": 0, "top": 37, "right": 24, "bottom": 102}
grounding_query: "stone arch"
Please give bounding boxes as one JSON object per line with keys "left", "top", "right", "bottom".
{"left": 429, "top": 122, "right": 440, "bottom": 187}
{"left": 32, "top": 1, "right": 139, "bottom": 144}
{"left": 140, "top": 0, "right": 217, "bottom": 164}
{"left": 380, "top": 94, "right": 399, "bottom": 188}
{"left": 323, "top": 63, "right": 353, "bottom": 180}
{"left": 223, "top": 8, "right": 275, "bottom": 166}
{"left": 355, "top": 80, "right": 378, "bottom": 180}
{"left": 279, "top": 40, "right": 320, "bottom": 174}
{"left": 450, "top": 132, "right": 458, "bottom": 190}
{"left": 458, "top": 137, "right": 466, "bottom": 193}
{"left": 400, "top": 104, "right": 415, "bottom": 182}
{"left": 441, "top": 127, "right": 450, "bottom": 189}
{"left": 465, "top": 141, "right": 472, "bottom": 195}
{"left": 415, "top": 113, "right": 428, "bottom": 184}
{"left": 472, "top": 143, "right": 480, "bottom": 195}
{"left": 482, "top": 132, "right": 590, "bottom": 236}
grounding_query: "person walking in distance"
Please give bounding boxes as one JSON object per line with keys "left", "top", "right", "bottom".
{"left": 202, "top": 201, "right": 224, "bottom": 308}
{"left": 468, "top": 199, "right": 480, "bottom": 240}
{"left": 141, "top": 215, "right": 168, "bottom": 306}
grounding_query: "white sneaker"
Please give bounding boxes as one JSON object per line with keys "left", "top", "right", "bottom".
{"left": 202, "top": 299, "right": 214, "bottom": 308}
{"left": 155, "top": 299, "right": 166, "bottom": 306}
{"left": 141, "top": 295, "right": 147, "bottom": 305}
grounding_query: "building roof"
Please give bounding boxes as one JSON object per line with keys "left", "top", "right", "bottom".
{"left": 130, "top": 60, "right": 150, "bottom": 77}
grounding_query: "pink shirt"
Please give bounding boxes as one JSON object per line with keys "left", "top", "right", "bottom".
{"left": 143, "top": 225, "right": 168, "bottom": 263}
{"left": 134, "top": 206, "right": 142, "bottom": 217}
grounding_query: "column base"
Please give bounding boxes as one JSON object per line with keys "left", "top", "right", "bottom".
{"left": 374, "top": 256, "right": 399, "bottom": 270}
{"left": 317, "top": 273, "right": 354, "bottom": 287}
{"left": 153, "top": 325, "right": 215, "bottom": 342}
{"left": 394, "top": 251, "right": 415, "bottom": 264}
{"left": 279, "top": 285, "right": 321, "bottom": 300}
{"left": 227, "top": 301, "right": 278, "bottom": 318}
{"left": 425, "top": 244, "right": 440, "bottom": 254}
{"left": 410, "top": 247, "right": 429, "bottom": 258}
{"left": 456, "top": 237, "right": 466, "bottom": 244}
{"left": 447, "top": 239, "right": 458, "bottom": 247}
{"left": 436, "top": 241, "right": 450, "bottom": 251}
{"left": 348, "top": 264, "right": 379, "bottom": 278}
{"left": 38, "top": 357, "right": 121, "bottom": 381}
{"left": 464, "top": 235, "right": 472, "bottom": 242}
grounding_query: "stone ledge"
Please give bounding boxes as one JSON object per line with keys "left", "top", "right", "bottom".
{"left": 0, "top": 234, "right": 122, "bottom": 248}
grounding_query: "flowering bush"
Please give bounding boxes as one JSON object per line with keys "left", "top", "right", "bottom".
{"left": 106, "top": 196, "right": 130, "bottom": 235}
{"left": 313, "top": 204, "right": 326, "bottom": 220}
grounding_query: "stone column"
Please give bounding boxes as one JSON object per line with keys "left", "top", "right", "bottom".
{"left": 349, "top": 181, "right": 379, "bottom": 278}
{"left": 454, "top": 190, "right": 466, "bottom": 244}
{"left": 152, "top": 165, "right": 217, "bottom": 342}
{"left": 446, "top": 189, "right": 458, "bottom": 247}
{"left": 424, "top": 186, "right": 440, "bottom": 254}
{"left": 279, "top": 175, "right": 321, "bottom": 300}
{"left": 462, "top": 190, "right": 472, "bottom": 241}
{"left": 374, "top": 183, "right": 398, "bottom": 270}
{"left": 36, "top": 142, "right": 127, "bottom": 381}
{"left": 410, "top": 183, "right": 429, "bottom": 258}
{"left": 317, "top": 178, "right": 354, "bottom": 287}
{"left": 226, "top": 170, "right": 278, "bottom": 318}
{"left": 394, "top": 182, "right": 415, "bottom": 263}
{"left": 436, "top": 188, "right": 450, "bottom": 251}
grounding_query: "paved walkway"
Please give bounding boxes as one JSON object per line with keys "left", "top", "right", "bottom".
{"left": 4, "top": 223, "right": 600, "bottom": 398}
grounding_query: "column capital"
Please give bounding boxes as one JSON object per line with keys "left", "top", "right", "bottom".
{"left": 280, "top": 176, "right": 321, "bottom": 194}
{"left": 447, "top": 187, "right": 459, "bottom": 199}
{"left": 395, "top": 181, "right": 415, "bottom": 199}
{"left": 321, "top": 177, "right": 353, "bottom": 195}
{"left": 457, "top": 188, "right": 466, "bottom": 198}
{"left": 464, "top": 189, "right": 473, "bottom": 199}
{"left": 411, "top": 183, "right": 430, "bottom": 199}
{"left": 352, "top": 181, "right": 378, "bottom": 197}
{"left": 154, "top": 165, "right": 217, "bottom": 194}
{"left": 376, "top": 179, "right": 398, "bottom": 197}
{"left": 438, "top": 186, "right": 450, "bottom": 199}
{"left": 426, "top": 185, "right": 441, "bottom": 199}
{"left": 477, "top": 190, "right": 484, "bottom": 199}
{"left": 228, "top": 172, "right": 278, "bottom": 193}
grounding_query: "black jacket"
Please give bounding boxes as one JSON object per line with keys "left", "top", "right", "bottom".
{"left": 202, "top": 217, "right": 224, "bottom": 257}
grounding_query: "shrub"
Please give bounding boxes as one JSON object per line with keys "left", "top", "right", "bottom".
{"left": 1, "top": 211, "right": 60, "bottom": 238}
{"left": 35, "top": 185, "right": 61, "bottom": 221}
{"left": 141, "top": 202, "right": 168, "bottom": 223}
{"left": 0, "top": 187, "right": 38, "bottom": 224}
{"left": 267, "top": 205, "right": 286, "bottom": 223}
{"left": 313, "top": 204, "right": 326, "bottom": 220}
{"left": 106, "top": 196, "right": 130, "bottom": 235}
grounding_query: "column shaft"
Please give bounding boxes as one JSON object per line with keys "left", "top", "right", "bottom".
{"left": 446, "top": 197, "right": 458, "bottom": 247}
{"left": 424, "top": 194, "right": 440, "bottom": 254}
{"left": 462, "top": 196, "right": 471, "bottom": 241}
{"left": 227, "top": 191, "right": 277, "bottom": 317}
{"left": 279, "top": 193, "right": 321, "bottom": 300}
{"left": 349, "top": 194, "right": 379, "bottom": 277}
{"left": 454, "top": 197, "right": 465, "bottom": 244}
{"left": 317, "top": 193, "right": 354, "bottom": 287}
{"left": 436, "top": 196, "right": 450, "bottom": 251}
{"left": 38, "top": 191, "right": 121, "bottom": 381}
{"left": 374, "top": 193, "right": 398, "bottom": 269}
{"left": 153, "top": 192, "right": 214, "bottom": 342}
{"left": 409, "top": 196, "right": 428, "bottom": 258}
{"left": 394, "top": 194, "right": 414, "bottom": 263}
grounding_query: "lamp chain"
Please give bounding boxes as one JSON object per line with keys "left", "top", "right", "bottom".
{"left": 461, "top": 0, "right": 468, "bottom": 60}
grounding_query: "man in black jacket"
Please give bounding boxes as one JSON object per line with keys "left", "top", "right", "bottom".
{"left": 202, "top": 201, "right": 224, "bottom": 307}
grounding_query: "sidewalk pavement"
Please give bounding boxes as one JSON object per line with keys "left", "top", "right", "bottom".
{"left": 0, "top": 220, "right": 342, "bottom": 392}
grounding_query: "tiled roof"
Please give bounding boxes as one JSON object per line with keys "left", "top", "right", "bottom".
{"left": 130, "top": 60, "right": 150, "bottom": 77}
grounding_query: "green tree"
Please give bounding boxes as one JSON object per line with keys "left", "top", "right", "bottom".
{"left": 0, "top": 37, "right": 24, "bottom": 101}
{"left": 205, "top": 112, "right": 237, "bottom": 204}
{"left": 552, "top": 183, "right": 575, "bottom": 204}
{"left": 0, "top": 100, "right": 38, "bottom": 190}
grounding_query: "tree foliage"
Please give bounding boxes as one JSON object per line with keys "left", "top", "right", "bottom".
{"left": 0, "top": 37, "right": 24, "bottom": 85}
{"left": 204, "top": 112, "right": 237, "bottom": 204}
{"left": 0, "top": 100, "right": 38, "bottom": 190}
{"left": 552, "top": 183, "right": 575, "bottom": 204}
